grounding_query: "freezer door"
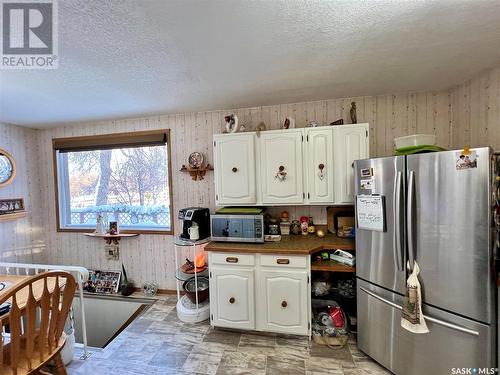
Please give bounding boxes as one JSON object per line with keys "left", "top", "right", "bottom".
{"left": 354, "top": 156, "right": 406, "bottom": 294}
{"left": 406, "top": 148, "right": 493, "bottom": 324}
{"left": 357, "top": 279, "right": 493, "bottom": 375}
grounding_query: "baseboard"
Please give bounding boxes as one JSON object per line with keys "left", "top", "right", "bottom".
{"left": 132, "top": 287, "right": 180, "bottom": 295}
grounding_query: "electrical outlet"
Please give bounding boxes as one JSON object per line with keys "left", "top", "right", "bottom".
{"left": 105, "top": 244, "right": 119, "bottom": 260}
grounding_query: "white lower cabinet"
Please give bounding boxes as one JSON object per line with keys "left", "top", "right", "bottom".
{"left": 257, "top": 270, "right": 309, "bottom": 335}
{"left": 209, "top": 252, "right": 310, "bottom": 336}
{"left": 210, "top": 267, "right": 255, "bottom": 330}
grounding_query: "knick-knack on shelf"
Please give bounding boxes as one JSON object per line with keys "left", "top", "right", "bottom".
{"left": 282, "top": 117, "right": 295, "bottom": 129}
{"left": 330, "top": 119, "right": 344, "bottom": 126}
{"left": 224, "top": 114, "right": 240, "bottom": 133}
{"left": 95, "top": 214, "right": 106, "bottom": 234}
{"left": 350, "top": 102, "right": 357, "bottom": 124}
{"left": 256, "top": 121, "right": 266, "bottom": 137}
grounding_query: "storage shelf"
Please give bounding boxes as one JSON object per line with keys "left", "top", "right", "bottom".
{"left": 83, "top": 233, "right": 139, "bottom": 239}
{"left": 84, "top": 232, "right": 139, "bottom": 244}
{"left": 311, "top": 260, "right": 355, "bottom": 273}
{"left": 179, "top": 164, "right": 213, "bottom": 181}
{"left": 0, "top": 211, "right": 27, "bottom": 222}
{"left": 175, "top": 268, "right": 209, "bottom": 281}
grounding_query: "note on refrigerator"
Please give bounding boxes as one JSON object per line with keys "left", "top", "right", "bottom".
{"left": 356, "top": 195, "right": 385, "bottom": 232}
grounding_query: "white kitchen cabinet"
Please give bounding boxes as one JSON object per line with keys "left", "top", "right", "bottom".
{"left": 210, "top": 267, "right": 255, "bottom": 330}
{"left": 213, "top": 133, "right": 256, "bottom": 205}
{"left": 209, "top": 252, "right": 310, "bottom": 336}
{"left": 334, "top": 124, "right": 369, "bottom": 203}
{"left": 212, "top": 124, "right": 369, "bottom": 206}
{"left": 305, "top": 128, "right": 334, "bottom": 203}
{"left": 258, "top": 270, "right": 309, "bottom": 335}
{"left": 260, "top": 130, "right": 304, "bottom": 204}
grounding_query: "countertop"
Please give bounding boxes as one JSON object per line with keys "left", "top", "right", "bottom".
{"left": 205, "top": 234, "right": 355, "bottom": 255}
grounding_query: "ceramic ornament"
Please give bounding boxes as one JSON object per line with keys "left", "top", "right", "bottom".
{"left": 224, "top": 114, "right": 240, "bottom": 133}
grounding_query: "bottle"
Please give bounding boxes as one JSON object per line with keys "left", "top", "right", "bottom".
{"left": 307, "top": 216, "right": 315, "bottom": 233}
{"left": 290, "top": 220, "right": 301, "bottom": 235}
{"left": 300, "top": 216, "right": 309, "bottom": 235}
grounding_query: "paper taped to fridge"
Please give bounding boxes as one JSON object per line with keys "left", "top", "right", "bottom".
{"left": 356, "top": 195, "right": 385, "bottom": 232}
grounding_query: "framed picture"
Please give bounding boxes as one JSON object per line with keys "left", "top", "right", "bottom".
{"left": 109, "top": 221, "right": 119, "bottom": 234}
{"left": 0, "top": 198, "right": 24, "bottom": 215}
{"left": 83, "top": 270, "right": 122, "bottom": 294}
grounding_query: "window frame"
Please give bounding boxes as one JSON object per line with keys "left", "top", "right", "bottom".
{"left": 52, "top": 129, "right": 174, "bottom": 235}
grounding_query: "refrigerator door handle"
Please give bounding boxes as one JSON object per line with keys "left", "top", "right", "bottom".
{"left": 393, "top": 171, "right": 403, "bottom": 271}
{"left": 359, "top": 287, "right": 480, "bottom": 337}
{"left": 407, "top": 170, "right": 416, "bottom": 270}
{"left": 360, "top": 286, "right": 401, "bottom": 310}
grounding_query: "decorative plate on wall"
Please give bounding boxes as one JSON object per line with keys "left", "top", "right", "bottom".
{"left": 0, "top": 148, "right": 16, "bottom": 187}
{"left": 188, "top": 152, "right": 204, "bottom": 169}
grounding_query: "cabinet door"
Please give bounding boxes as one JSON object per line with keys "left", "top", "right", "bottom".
{"left": 258, "top": 270, "right": 308, "bottom": 335}
{"left": 260, "top": 130, "right": 304, "bottom": 204}
{"left": 214, "top": 133, "right": 256, "bottom": 205}
{"left": 210, "top": 268, "right": 255, "bottom": 329}
{"left": 334, "top": 124, "right": 369, "bottom": 203}
{"left": 306, "top": 128, "right": 334, "bottom": 203}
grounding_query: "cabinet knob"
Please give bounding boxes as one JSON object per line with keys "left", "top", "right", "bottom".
{"left": 276, "top": 258, "right": 290, "bottom": 265}
{"left": 275, "top": 165, "right": 287, "bottom": 181}
{"left": 229, "top": 297, "right": 235, "bottom": 304}
{"left": 232, "top": 167, "right": 238, "bottom": 173}
{"left": 281, "top": 301, "right": 287, "bottom": 308}
{"left": 226, "top": 257, "right": 238, "bottom": 263}
{"left": 318, "top": 163, "right": 326, "bottom": 180}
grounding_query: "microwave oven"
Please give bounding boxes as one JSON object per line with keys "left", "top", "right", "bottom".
{"left": 211, "top": 214, "right": 264, "bottom": 243}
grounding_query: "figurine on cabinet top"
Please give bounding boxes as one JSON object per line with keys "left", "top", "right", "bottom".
{"left": 224, "top": 114, "right": 240, "bottom": 133}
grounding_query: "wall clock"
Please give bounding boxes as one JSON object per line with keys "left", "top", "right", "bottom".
{"left": 0, "top": 148, "right": 16, "bottom": 187}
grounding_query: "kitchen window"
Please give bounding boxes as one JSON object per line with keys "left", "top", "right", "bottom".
{"left": 53, "top": 130, "right": 173, "bottom": 234}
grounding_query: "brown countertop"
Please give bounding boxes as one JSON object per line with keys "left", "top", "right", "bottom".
{"left": 205, "top": 234, "right": 354, "bottom": 255}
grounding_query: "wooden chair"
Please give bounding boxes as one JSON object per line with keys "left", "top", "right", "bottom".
{"left": 0, "top": 271, "right": 77, "bottom": 375}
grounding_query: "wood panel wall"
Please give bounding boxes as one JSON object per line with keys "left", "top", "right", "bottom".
{"left": 451, "top": 66, "right": 500, "bottom": 150}
{"left": 35, "top": 90, "right": 453, "bottom": 290}
{"left": 0, "top": 123, "right": 46, "bottom": 263}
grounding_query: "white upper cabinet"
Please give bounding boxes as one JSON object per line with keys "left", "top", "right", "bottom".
{"left": 213, "top": 124, "right": 369, "bottom": 206}
{"left": 214, "top": 133, "right": 256, "bottom": 205}
{"left": 260, "top": 130, "right": 304, "bottom": 204}
{"left": 333, "top": 123, "right": 369, "bottom": 203}
{"left": 305, "top": 128, "right": 334, "bottom": 203}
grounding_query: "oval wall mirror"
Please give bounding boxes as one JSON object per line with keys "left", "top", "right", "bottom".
{"left": 0, "top": 148, "right": 16, "bottom": 187}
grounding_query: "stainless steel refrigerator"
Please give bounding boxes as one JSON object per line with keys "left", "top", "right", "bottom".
{"left": 354, "top": 147, "right": 497, "bottom": 374}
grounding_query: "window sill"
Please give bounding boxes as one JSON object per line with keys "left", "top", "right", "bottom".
{"left": 57, "top": 228, "right": 173, "bottom": 235}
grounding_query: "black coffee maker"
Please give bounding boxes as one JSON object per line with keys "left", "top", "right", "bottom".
{"left": 178, "top": 207, "right": 210, "bottom": 240}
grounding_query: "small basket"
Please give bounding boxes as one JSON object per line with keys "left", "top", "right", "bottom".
{"left": 311, "top": 299, "right": 350, "bottom": 348}
{"left": 312, "top": 332, "right": 349, "bottom": 347}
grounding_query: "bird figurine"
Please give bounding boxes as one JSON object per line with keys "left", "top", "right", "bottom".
{"left": 350, "top": 102, "right": 357, "bottom": 124}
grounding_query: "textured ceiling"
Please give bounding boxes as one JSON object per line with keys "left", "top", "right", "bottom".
{"left": 1, "top": 0, "right": 500, "bottom": 127}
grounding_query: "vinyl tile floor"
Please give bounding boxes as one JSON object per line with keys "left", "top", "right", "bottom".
{"left": 67, "top": 295, "right": 390, "bottom": 375}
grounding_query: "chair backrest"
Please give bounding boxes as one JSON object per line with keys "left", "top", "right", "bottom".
{"left": 0, "top": 271, "right": 77, "bottom": 373}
